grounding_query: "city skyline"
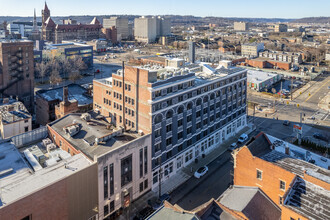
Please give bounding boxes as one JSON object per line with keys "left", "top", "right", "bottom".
{"left": 0, "top": 0, "right": 329, "bottom": 18}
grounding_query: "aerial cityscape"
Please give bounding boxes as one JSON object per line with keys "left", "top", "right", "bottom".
{"left": 0, "top": 1, "right": 329, "bottom": 220}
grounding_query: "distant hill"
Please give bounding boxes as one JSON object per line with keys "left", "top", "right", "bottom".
{"left": 291, "top": 17, "right": 330, "bottom": 23}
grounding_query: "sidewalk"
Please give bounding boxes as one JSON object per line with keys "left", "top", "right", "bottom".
{"left": 154, "top": 124, "right": 254, "bottom": 196}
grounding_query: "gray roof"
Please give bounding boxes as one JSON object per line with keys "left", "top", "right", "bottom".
{"left": 147, "top": 207, "right": 198, "bottom": 220}
{"left": 0, "top": 99, "right": 31, "bottom": 124}
{"left": 261, "top": 150, "right": 330, "bottom": 183}
{"left": 285, "top": 177, "right": 330, "bottom": 220}
{"left": 219, "top": 186, "right": 281, "bottom": 220}
{"left": 36, "top": 84, "right": 92, "bottom": 106}
{"left": 247, "top": 132, "right": 272, "bottom": 157}
{"left": 48, "top": 113, "right": 141, "bottom": 160}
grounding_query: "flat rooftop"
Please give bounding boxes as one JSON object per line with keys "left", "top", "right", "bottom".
{"left": 247, "top": 70, "right": 278, "bottom": 84}
{"left": 36, "top": 84, "right": 92, "bottom": 106}
{"left": 44, "top": 42, "right": 92, "bottom": 50}
{"left": 0, "top": 140, "right": 91, "bottom": 207}
{"left": 0, "top": 99, "right": 31, "bottom": 124}
{"left": 48, "top": 113, "right": 142, "bottom": 160}
{"left": 285, "top": 177, "right": 330, "bottom": 220}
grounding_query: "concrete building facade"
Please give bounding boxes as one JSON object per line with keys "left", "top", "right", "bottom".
{"left": 103, "top": 17, "right": 130, "bottom": 41}
{"left": 47, "top": 113, "right": 152, "bottom": 219}
{"left": 93, "top": 61, "right": 248, "bottom": 191}
{"left": 234, "top": 22, "right": 249, "bottom": 31}
{"left": 274, "top": 24, "right": 288, "bottom": 33}
{"left": 0, "top": 99, "right": 32, "bottom": 139}
{"left": 134, "top": 17, "right": 171, "bottom": 43}
{"left": 0, "top": 40, "right": 35, "bottom": 113}
{"left": 241, "top": 42, "right": 264, "bottom": 58}
{"left": 259, "top": 51, "right": 303, "bottom": 64}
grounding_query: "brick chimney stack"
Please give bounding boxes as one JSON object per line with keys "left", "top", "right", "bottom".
{"left": 63, "top": 86, "right": 69, "bottom": 104}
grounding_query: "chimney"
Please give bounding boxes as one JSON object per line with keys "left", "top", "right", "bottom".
{"left": 285, "top": 143, "right": 290, "bottom": 155}
{"left": 63, "top": 86, "right": 69, "bottom": 104}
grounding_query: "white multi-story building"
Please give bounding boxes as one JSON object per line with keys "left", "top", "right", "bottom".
{"left": 259, "top": 50, "right": 303, "bottom": 64}
{"left": 0, "top": 98, "right": 32, "bottom": 139}
{"left": 134, "top": 16, "right": 171, "bottom": 43}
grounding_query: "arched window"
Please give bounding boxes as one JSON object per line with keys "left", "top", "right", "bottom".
{"left": 154, "top": 114, "right": 162, "bottom": 124}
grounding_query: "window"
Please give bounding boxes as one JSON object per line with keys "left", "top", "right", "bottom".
{"left": 140, "top": 149, "right": 143, "bottom": 178}
{"left": 166, "top": 150, "right": 172, "bottom": 160}
{"left": 110, "top": 201, "right": 115, "bottom": 212}
{"left": 121, "top": 155, "right": 132, "bottom": 187}
{"left": 178, "top": 144, "right": 183, "bottom": 152}
{"left": 144, "top": 179, "right": 148, "bottom": 189}
{"left": 155, "top": 129, "right": 161, "bottom": 138}
{"left": 279, "top": 196, "right": 283, "bottom": 205}
{"left": 185, "top": 149, "right": 193, "bottom": 162}
{"left": 280, "top": 180, "right": 286, "bottom": 191}
{"left": 104, "top": 204, "right": 109, "bottom": 216}
{"left": 104, "top": 166, "right": 108, "bottom": 199}
{"left": 166, "top": 137, "right": 172, "bottom": 146}
{"left": 59, "top": 140, "right": 62, "bottom": 147}
{"left": 178, "top": 132, "right": 183, "bottom": 140}
{"left": 178, "top": 119, "right": 183, "bottom": 127}
{"left": 155, "top": 143, "right": 161, "bottom": 152}
{"left": 110, "top": 164, "right": 114, "bottom": 195}
{"left": 139, "top": 182, "right": 144, "bottom": 192}
{"left": 166, "top": 124, "right": 172, "bottom": 132}
{"left": 153, "top": 171, "right": 158, "bottom": 184}
{"left": 256, "top": 169, "right": 262, "bottom": 180}
{"left": 144, "top": 146, "right": 148, "bottom": 175}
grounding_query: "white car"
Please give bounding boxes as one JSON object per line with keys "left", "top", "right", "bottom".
{"left": 194, "top": 166, "right": 208, "bottom": 178}
{"left": 238, "top": 133, "right": 248, "bottom": 144}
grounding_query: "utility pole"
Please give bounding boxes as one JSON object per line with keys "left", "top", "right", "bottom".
{"left": 122, "top": 61, "right": 126, "bottom": 131}
{"left": 298, "top": 112, "right": 302, "bottom": 145}
{"left": 280, "top": 81, "right": 283, "bottom": 102}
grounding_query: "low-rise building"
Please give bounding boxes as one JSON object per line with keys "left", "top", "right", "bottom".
{"left": 259, "top": 50, "right": 302, "bottom": 64}
{"left": 241, "top": 42, "right": 264, "bottom": 58}
{"left": 0, "top": 98, "right": 32, "bottom": 139}
{"left": 0, "top": 139, "right": 98, "bottom": 220}
{"left": 247, "top": 70, "right": 281, "bottom": 91}
{"left": 36, "top": 84, "right": 93, "bottom": 126}
{"left": 47, "top": 113, "right": 152, "bottom": 219}
{"left": 233, "top": 132, "right": 330, "bottom": 220}
{"left": 86, "top": 39, "right": 108, "bottom": 53}
{"left": 326, "top": 53, "right": 330, "bottom": 61}
{"left": 245, "top": 58, "right": 291, "bottom": 70}
{"left": 42, "top": 41, "right": 93, "bottom": 67}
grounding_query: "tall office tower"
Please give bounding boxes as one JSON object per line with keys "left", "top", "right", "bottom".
{"left": 103, "top": 17, "right": 130, "bottom": 41}
{"left": 0, "top": 40, "right": 35, "bottom": 113}
{"left": 189, "top": 41, "right": 196, "bottom": 63}
{"left": 93, "top": 60, "right": 248, "bottom": 190}
{"left": 234, "top": 22, "right": 249, "bottom": 31}
{"left": 134, "top": 16, "right": 157, "bottom": 43}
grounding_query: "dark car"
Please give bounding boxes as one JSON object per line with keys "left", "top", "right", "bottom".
{"left": 152, "top": 193, "right": 171, "bottom": 210}
{"left": 283, "top": 120, "right": 290, "bottom": 126}
{"left": 133, "top": 206, "right": 154, "bottom": 220}
{"left": 313, "top": 133, "right": 328, "bottom": 142}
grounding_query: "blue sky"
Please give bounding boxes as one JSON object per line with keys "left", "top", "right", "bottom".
{"left": 0, "top": 0, "right": 329, "bottom": 18}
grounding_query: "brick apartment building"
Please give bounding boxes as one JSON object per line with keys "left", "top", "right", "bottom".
{"left": 232, "top": 132, "right": 330, "bottom": 219}
{"left": 93, "top": 59, "right": 248, "bottom": 190}
{"left": 245, "top": 58, "right": 291, "bottom": 70}
{"left": 36, "top": 84, "right": 93, "bottom": 125}
{"left": 0, "top": 140, "right": 98, "bottom": 220}
{"left": 0, "top": 40, "right": 35, "bottom": 113}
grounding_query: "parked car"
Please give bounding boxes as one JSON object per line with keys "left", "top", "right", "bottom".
{"left": 194, "top": 166, "right": 209, "bottom": 178}
{"left": 152, "top": 193, "right": 171, "bottom": 210}
{"left": 313, "top": 133, "right": 328, "bottom": 142}
{"left": 283, "top": 120, "right": 290, "bottom": 126}
{"left": 228, "top": 142, "right": 238, "bottom": 152}
{"left": 133, "top": 206, "right": 154, "bottom": 220}
{"left": 237, "top": 133, "right": 248, "bottom": 144}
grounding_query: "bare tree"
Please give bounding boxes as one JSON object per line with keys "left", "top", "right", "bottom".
{"left": 72, "top": 56, "right": 87, "bottom": 73}
{"left": 69, "top": 70, "right": 81, "bottom": 83}
{"left": 35, "top": 62, "right": 48, "bottom": 84}
{"left": 49, "top": 69, "right": 62, "bottom": 87}
{"left": 61, "top": 57, "right": 72, "bottom": 79}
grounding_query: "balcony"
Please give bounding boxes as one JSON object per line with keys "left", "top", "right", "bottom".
{"left": 155, "top": 122, "right": 161, "bottom": 130}
{"left": 166, "top": 131, "right": 173, "bottom": 138}
{"left": 196, "top": 105, "right": 201, "bottom": 111}
{"left": 203, "top": 103, "right": 208, "bottom": 108}
{"left": 187, "top": 109, "right": 192, "bottom": 115}
{"left": 178, "top": 125, "right": 183, "bottom": 132}
{"left": 178, "top": 113, "right": 183, "bottom": 119}
{"left": 187, "top": 121, "right": 192, "bottom": 127}
{"left": 166, "top": 118, "right": 172, "bottom": 125}
{"left": 155, "top": 136, "right": 161, "bottom": 144}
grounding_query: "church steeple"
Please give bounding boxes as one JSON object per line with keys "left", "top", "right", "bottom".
{"left": 33, "top": 8, "right": 37, "bottom": 31}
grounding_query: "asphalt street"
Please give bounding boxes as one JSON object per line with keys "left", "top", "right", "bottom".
{"left": 170, "top": 151, "right": 233, "bottom": 210}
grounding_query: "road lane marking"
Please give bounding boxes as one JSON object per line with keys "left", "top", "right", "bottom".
{"left": 304, "top": 78, "right": 330, "bottom": 103}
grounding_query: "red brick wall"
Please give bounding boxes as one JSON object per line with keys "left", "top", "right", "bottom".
{"left": 234, "top": 147, "right": 295, "bottom": 206}
{"left": 268, "top": 60, "right": 291, "bottom": 70}
{"left": 303, "top": 173, "right": 330, "bottom": 191}
{"left": 246, "top": 59, "right": 266, "bottom": 68}
{"left": 281, "top": 206, "right": 308, "bottom": 220}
